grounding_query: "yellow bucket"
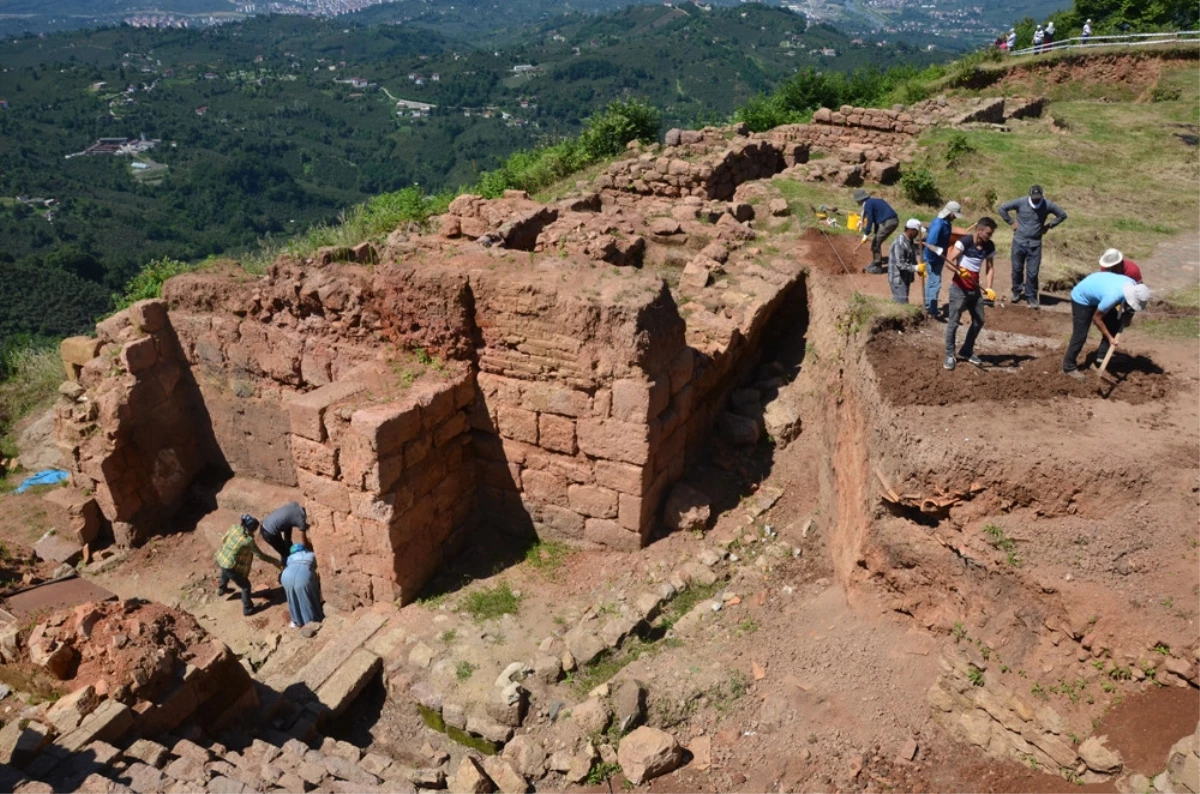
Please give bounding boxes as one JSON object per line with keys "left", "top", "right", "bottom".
{"left": 846, "top": 212, "right": 861, "bottom": 231}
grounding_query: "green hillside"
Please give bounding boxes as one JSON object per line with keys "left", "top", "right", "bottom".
{"left": 0, "top": 5, "right": 958, "bottom": 343}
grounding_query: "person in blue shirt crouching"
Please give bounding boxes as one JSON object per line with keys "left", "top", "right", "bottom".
{"left": 1063, "top": 271, "right": 1150, "bottom": 379}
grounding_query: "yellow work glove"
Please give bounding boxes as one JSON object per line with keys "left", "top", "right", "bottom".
{"left": 860, "top": 234, "right": 869, "bottom": 244}
{"left": 917, "top": 262, "right": 926, "bottom": 277}
{"left": 984, "top": 288, "right": 996, "bottom": 301}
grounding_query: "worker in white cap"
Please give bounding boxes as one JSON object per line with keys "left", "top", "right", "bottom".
{"left": 1082, "top": 19, "right": 1092, "bottom": 43}
{"left": 920, "top": 200, "right": 962, "bottom": 321}
{"left": 888, "top": 218, "right": 923, "bottom": 304}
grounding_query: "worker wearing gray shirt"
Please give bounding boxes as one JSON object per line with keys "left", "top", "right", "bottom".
{"left": 260, "top": 501, "right": 308, "bottom": 565}
{"left": 998, "top": 184, "right": 1068, "bottom": 308}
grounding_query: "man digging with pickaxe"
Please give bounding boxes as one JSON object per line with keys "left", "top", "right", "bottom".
{"left": 1062, "top": 268, "right": 1150, "bottom": 380}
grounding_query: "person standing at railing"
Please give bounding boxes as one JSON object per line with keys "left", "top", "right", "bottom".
{"left": 1045, "top": 22, "right": 1056, "bottom": 50}
{"left": 1082, "top": 19, "right": 1092, "bottom": 43}
{"left": 1007, "top": 29, "right": 1017, "bottom": 51}
{"left": 1033, "top": 26, "right": 1045, "bottom": 53}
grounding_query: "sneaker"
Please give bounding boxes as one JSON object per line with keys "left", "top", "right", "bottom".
{"left": 864, "top": 264, "right": 885, "bottom": 274}
{"left": 1063, "top": 369, "right": 1086, "bottom": 380}
{"left": 944, "top": 355, "right": 957, "bottom": 370}
{"left": 961, "top": 354, "right": 983, "bottom": 366}
{"left": 1011, "top": 293, "right": 1023, "bottom": 303}
{"left": 289, "top": 621, "right": 300, "bottom": 629}
{"left": 1027, "top": 299, "right": 1040, "bottom": 310}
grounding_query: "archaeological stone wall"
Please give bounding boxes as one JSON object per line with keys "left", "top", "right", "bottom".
{"left": 55, "top": 300, "right": 219, "bottom": 547}
{"left": 58, "top": 176, "right": 807, "bottom": 605}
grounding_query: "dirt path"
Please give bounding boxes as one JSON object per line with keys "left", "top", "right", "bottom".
{"left": 1139, "top": 229, "right": 1200, "bottom": 296}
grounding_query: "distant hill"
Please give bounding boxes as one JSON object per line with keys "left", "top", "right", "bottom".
{"left": 0, "top": 4, "right": 957, "bottom": 339}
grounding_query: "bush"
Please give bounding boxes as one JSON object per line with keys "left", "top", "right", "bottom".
{"left": 577, "top": 98, "right": 660, "bottom": 161}
{"left": 113, "top": 257, "right": 194, "bottom": 311}
{"left": 1151, "top": 85, "right": 1182, "bottom": 102}
{"left": 901, "top": 168, "right": 942, "bottom": 205}
{"left": 944, "top": 133, "right": 976, "bottom": 168}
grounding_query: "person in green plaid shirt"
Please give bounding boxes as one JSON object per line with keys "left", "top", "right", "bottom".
{"left": 216, "top": 514, "right": 281, "bottom": 615}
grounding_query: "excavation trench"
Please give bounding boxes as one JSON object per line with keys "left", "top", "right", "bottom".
{"left": 798, "top": 265, "right": 1199, "bottom": 784}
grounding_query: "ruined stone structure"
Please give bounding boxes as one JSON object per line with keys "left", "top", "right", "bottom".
{"left": 57, "top": 165, "right": 806, "bottom": 607}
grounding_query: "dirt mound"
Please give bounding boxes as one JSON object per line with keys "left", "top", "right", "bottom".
{"left": 799, "top": 227, "right": 867, "bottom": 275}
{"left": 992, "top": 53, "right": 1196, "bottom": 94}
{"left": 868, "top": 324, "right": 1172, "bottom": 405}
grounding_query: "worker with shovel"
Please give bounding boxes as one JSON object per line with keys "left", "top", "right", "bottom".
{"left": 888, "top": 219, "right": 924, "bottom": 303}
{"left": 1063, "top": 271, "right": 1150, "bottom": 380}
{"left": 921, "top": 200, "right": 962, "bottom": 321}
{"left": 853, "top": 188, "right": 898, "bottom": 274}
{"left": 941, "top": 217, "right": 997, "bottom": 371}
{"left": 1089, "top": 248, "right": 1144, "bottom": 367}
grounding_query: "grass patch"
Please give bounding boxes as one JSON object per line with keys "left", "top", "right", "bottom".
{"left": 455, "top": 660, "right": 477, "bottom": 681}
{"left": 1138, "top": 317, "right": 1200, "bottom": 339}
{"left": 523, "top": 540, "right": 570, "bottom": 578}
{"left": 659, "top": 580, "right": 722, "bottom": 632}
{"left": 0, "top": 341, "right": 66, "bottom": 459}
{"left": 461, "top": 580, "right": 522, "bottom": 622}
{"left": 983, "top": 523, "right": 1022, "bottom": 567}
{"left": 837, "top": 291, "right": 924, "bottom": 336}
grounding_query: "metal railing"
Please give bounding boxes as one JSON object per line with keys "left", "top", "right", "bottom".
{"left": 1008, "top": 29, "right": 1200, "bottom": 57}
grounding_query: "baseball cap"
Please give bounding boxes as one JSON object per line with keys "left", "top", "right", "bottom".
{"left": 241, "top": 514, "right": 260, "bottom": 532}
{"left": 1029, "top": 185, "right": 1044, "bottom": 198}
{"left": 905, "top": 218, "right": 922, "bottom": 230}
{"left": 1123, "top": 282, "right": 1150, "bottom": 312}
{"left": 1098, "top": 248, "right": 1124, "bottom": 269}
{"left": 937, "top": 200, "right": 962, "bottom": 219}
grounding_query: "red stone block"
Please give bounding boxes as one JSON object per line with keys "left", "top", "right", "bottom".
{"left": 537, "top": 414, "right": 576, "bottom": 455}
{"left": 536, "top": 504, "right": 585, "bottom": 541}
{"left": 522, "top": 469, "right": 568, "bottom": 507}
{"left": 576, "top": 418, "right": 650, "bottom": 465}
{"left": 297, "top": 469, "right": 351, "bottom": 513}
{"left": 412, "top": 379, "right": 458, "bottom": 430}
{"left": 121, "top": 336, "right": 158, "bottom": 374}
{"left": 584, "top": 518, "right": 640, "bottom": 550}
{"left": 568, "top": 484, "right": 618, "bottom": 519}
{"left": 593, "top": 460, "right": 649, "bottom": 495}
{"left": 286, "top": 381, "right": 366, "bottom": 442}
{"left": 292, "top": 436, "right": 339, "bottom": 479}
{"left": 520, "top": 381, "right": 591, "bottom": 417}
{"left": 496, "top": 405, "right": 538, "bottom": 444}
{"left": 364, "top": 451, "right": 405, "bottom": 494}
{"left": 351, "top": 402, "right": 421, "bottom": 455}
{"left": 433, "top": 411, "right": 468, "bottom": 447}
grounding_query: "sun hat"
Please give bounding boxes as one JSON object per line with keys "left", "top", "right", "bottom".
{"left": 241, "top": 514, "right": 260, "bottom": 532}
{"left": 905, "top": 218, "right": 922, "bottom": 230}
{"left": 852, "top": 188, "right": 871, "bottom": 203}
{"left": 937, "top": 200, "right": 962, "bottom": 219}
{"left": 1098, "top": 248, "right": 1124, "bottom": 269}
{"left": 1123, "top": 282, "right": 1150, "bottom": 312}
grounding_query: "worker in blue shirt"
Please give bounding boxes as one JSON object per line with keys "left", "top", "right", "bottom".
{"left": 853, "top": 188, "right": 898, "bottom": 274}
{"left": 1063, "top": 271, "right": 1150, "bottom": 379}
{"left": 921, "top": 200, "right": 962, "bottom": 320}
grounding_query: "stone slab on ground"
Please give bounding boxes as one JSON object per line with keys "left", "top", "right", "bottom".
{"left": 285, "top": 611, "right": 389, "bottom": 692}
{"left": 33, "top": 533, "right": 83, "bottom": 565}
{"left": 315, "top": 648, "right": 383, "bottom": 717}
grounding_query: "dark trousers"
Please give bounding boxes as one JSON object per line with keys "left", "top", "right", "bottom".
{"left": 218, "top": 567, "right": 254, "bottom": 613}
{"left": 262, "top": 531, "right": 291, "bottom": 565}
{"left": 1063, "top": 300, "right": 1097, "bottom": 372}
{"left": 871, "top": 217, "right": 899, "bottom": 266}
{"left": 945, "top": 284, "right": 984, "bottom": 358}
{"left": 1010, "top": 238, "right": 1042, "bottom": 303}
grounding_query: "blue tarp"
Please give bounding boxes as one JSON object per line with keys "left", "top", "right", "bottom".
{"left": 14, "top": 469, "right": 70, "bottom": 494}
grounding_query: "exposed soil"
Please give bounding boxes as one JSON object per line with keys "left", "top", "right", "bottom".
{"left": 992, "top": 53, "right": 1196, "bottom": 94}
{"left": 800, "top": 226, "right": 873, "bottom": 276}
{"left": 868, "top": 322, "right": 1173, "bottom": 405}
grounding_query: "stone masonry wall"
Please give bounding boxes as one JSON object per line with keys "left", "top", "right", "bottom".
{"left": 55, "top": 299, "right": 217, "bottom": 546}
{"left": 284, "top": 365, "right": 477, "bottom": 607}
{"left": 468, "top": 267, "right": 689, "bottom": 551}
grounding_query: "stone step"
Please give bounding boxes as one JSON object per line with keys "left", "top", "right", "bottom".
{"left": 213, "top": 477, "right": 304, "bottom": 518}
{"left": 254, "top": 614, "right": 352, "bottom": 683}
{"left": 271, "top": 610, "right": 390, "bottom": 693}
{"left": 315, "top": 648, "right": 382, "bottom": 718}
